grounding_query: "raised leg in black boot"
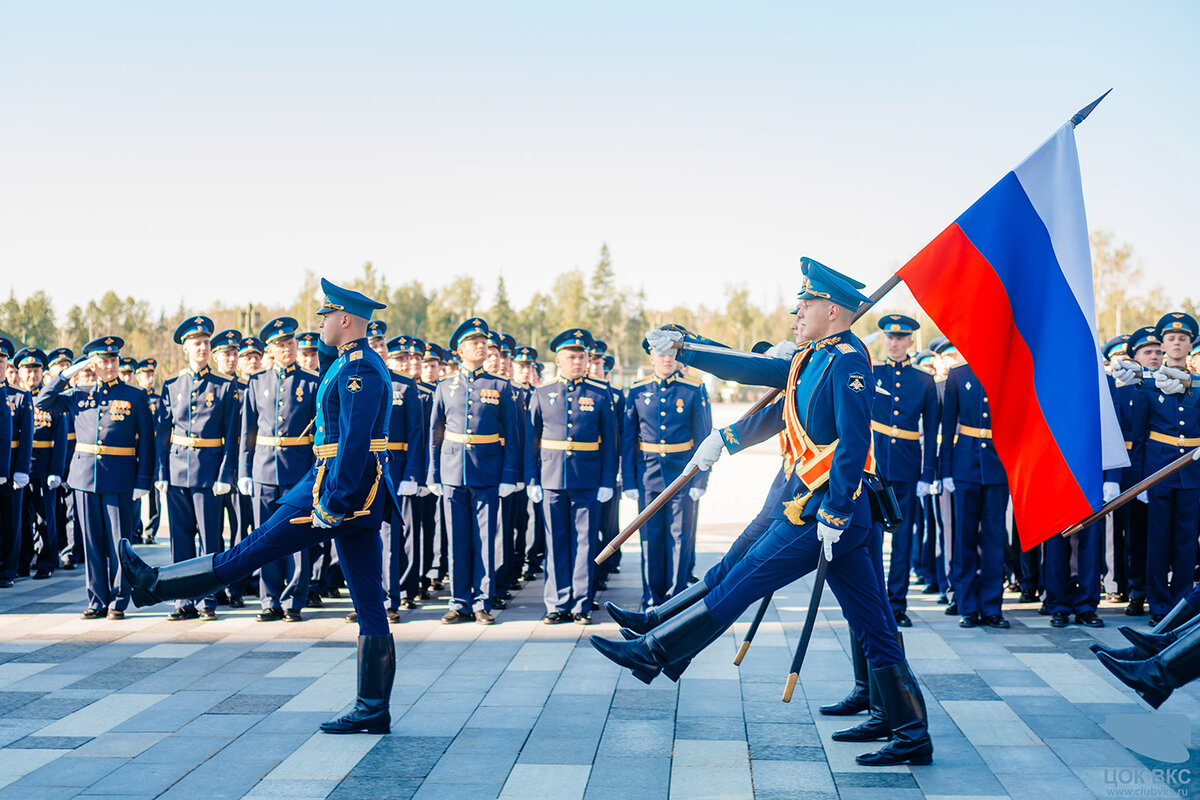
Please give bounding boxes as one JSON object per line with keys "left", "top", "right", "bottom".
{"left": 606, "top": 579, "right": 708, "bottom": 636}
{"left": 590, "top": 601, "right": 727, "bottom": 684}
{"left": 1096, "top": 621, "right": 1200, "bottom": 709}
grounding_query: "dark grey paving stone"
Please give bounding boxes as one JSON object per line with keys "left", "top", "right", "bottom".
{"left": 919, "top": 673, "right": 1001, "bottom": 702}
{"left": 10, "top": 696, "right": 94, "bottom": 720}
{"left": 584, "top": 787, "right": 668, "bottom": 800}
{"left": 8, "top": 735, "right": 93, "bottom": 749}
{"left": 1023, "top": 712, "right": 1109, "bottom": 739}
{"left": 157, "top": 761, "right": 273, "bottom": 800}
{"left": 329, "top": 776, "right": 423, "bottom": 800}
{"left": 747, "top": 722, "right": 822, "bottom": 749}
{"left": 751, "top": 744, "right": 827, "bottom": 761}
{"left": 238, "top": 650, "right": 295, "bottom": 659}
{"left": 134, "top": 733, "right": 231, "bottom": 765}
{"left": 751, "top": 792, "right": 837, "bottom": 800}
{"left": 17, "top": 755, "right": 124, "bottom": 787}
{"left": 742, "top": 701, "right": 802, "bottom": 723}
{"left": 585, "top": 756, "right": 670, "bottom": 789}
{"left": 173, "top": 712, "right": 264, "bottom": 738}
{"left": 349, "top": 736, "right": 454, "bottom": 779}
{"left": 0, "top": 784, "right": 82, "bottom": 800}
{"left": 208, "top": 694, "right": 291, "bottom": 715}
{"left": 833, "top": 771, "right": 919, "bottom": 788}
{"left": 833, "top": 789, "right": 924, "bottom": 800}
{"left": 1003, "top": 692, "right": 1078, "bottom": 716}
{"left": 13, "top": 643, "right": 97, "bottom": 663}
{"left": 674, "top": 715, "right": 745, "bottom": 740}
{"left": 0, "top": 691, "right": 45, "bottom": 714}
{"left": 976, "top": 669, "right": 1049, "bottom": 688}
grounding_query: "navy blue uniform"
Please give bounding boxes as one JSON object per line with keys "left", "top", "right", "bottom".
{"left": 622, "top": 373, "right": 710, "bottom": 609}
{"left": 1, "top": 384, "right": 34, "bottom": 581}
{"left": 507, "top": 381, "right": 535, "bottom": 583}
{"left": 871, "top": 356, "right": 938, "bottom": 612}
{"left": 36, "top": 375, "right": 155, "bottom": 611}
{"left": 415, "top": 379, "right": 443, "bottom": 586}
{"left": 160, "top": 366, "right": 239, "bottom": 613}
{"left": 240, "top": 363, "right": 319, "bottom": 613}
{"left": 526, "top": 376, "right": 617, "bottom": 615}
{"left": 940, "top": 363, "right": 1009, "bottom": 621}
{"left": 214, "top": 337, "right": 401, "bottom": 636}
{"left": 133, "top": 389, "right": 170, "bottom": 541}
{"left": 428, "top": 366, "right": 520, "bottom": 614}
{"left": 223, "top": 376, "right": 254, "bottom": 599}
{"left": 1112, "top": 380, "right": 1150, "bottom": 604}
{"left": 22, "top": 402, "right": 68, "bottom": 574}
{"left": 381, "top": 371, "right": 425, "bottom": 609}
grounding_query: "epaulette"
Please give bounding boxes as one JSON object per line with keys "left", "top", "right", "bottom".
{"left": 632, "top": 376, "right": 655, "bottom": 387}
{"left": 674, "top": 375, "right": 702, "bottom": 387}
{"left": 835, "top": 343, "right": 857, "bottom": 356}
{"left": 584, "top": 378, "right": 609, "bottom": 390}
{"left": 298, "top": 367, "right": 319, "bottom": 377}
{"left": 210, "top": 371, "right": 233, "bottom": 382}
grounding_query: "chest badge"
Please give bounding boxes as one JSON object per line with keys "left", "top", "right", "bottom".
{"left": 848, "top": 373, "right": 866, "bottom": 393}
{"left": 676, "top": 398, "right": 685, "bottom": 413}
{"left": 548, "top": 391, "right": 558, "bottom": 405}
{"left": 965, "top": 381, "right": 972, "bottom": 391}
{"left": 347, "top": 375, "right": 363, "bottom": 394}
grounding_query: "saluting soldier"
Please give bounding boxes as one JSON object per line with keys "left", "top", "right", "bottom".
{"left": 238, "top": 317, "right": 320, "bottom": 622}
{"left": 0, "top": 337, "right": 33, "bottom": 588}
{"left": 133, "top": 359, "right": 168, "bottom": 544}
{"left": 417, "top": 342, "right": 446, "bottom": 592}
{"left": 36, "top": 337, "right": 155, "bottom": 618}
{"left": 622, "top": 336, "right": 710, "bottom": 611}
{"left": 871, "top": 315, "right": 938, "bottom": 627}
{"left": 159, "top": 317, "right": 239, "bottom": 620}
{"left": 380, "top": 332, "right": 425, "bottom": 620}
{"left": 428, "top": 318, "right": 520, "bottom": 625}
{"left": 15, "top": 348, "right": 67, "bottom": 579}
{"left": 527, "top": 330, "right": 617, "bottom": 624}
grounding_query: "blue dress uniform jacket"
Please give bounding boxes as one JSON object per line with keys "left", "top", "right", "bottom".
{"left": 939, "top": 364, "right": 1006, "bottom": 486}
{"left": 385, "top": 372, "right": 425, "bottom": 487}
{"left": 0, "top": 383, "right": 10, "bottom": 480}
{"left": 240, "top": 364, "right": 320, "bottom": 487}
{"left": 871, "top": 357, "right": 938, "bottom": 484}
{"left": 5, "top": 385, "right": 34, "bottom": 478}
{"left": 621, "top": 374, "right": 711, "bottom": 494}
{"left": 428, "top": 367, "right": 520, "bottom": 488}
{"left": 145, "top": 390, "right": 171, "bottom": 471}
{"left": 1130, "top": 376, "right": 1200, "bottom": 488}
{"left": 160, "top": 367, "right": 239, "bottom": 488}
{"left": 35, "top": 375, "right": 156, "bottom": 493}
{"left": 29, "top": 404, "right": 69, "bottom": 481}
{"left": 526, "top": 377, "right": 617, "bottom": 490}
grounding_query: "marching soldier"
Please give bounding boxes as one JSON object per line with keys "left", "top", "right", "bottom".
{"left": 428, "top": 318, "right": 519, "bottom": 625}
{"left": 622, "top": 336, "right": 710, "bottom": 610}
{"left": 871, "top": 315, "right": 938, "bottom": 627}
{"left": 36, "top": 337, "right": 155, "bottom": 618}
{"left": 380, "top": 334, "right": 425, "bottom": 619}
{"left": 159, "top": 317, "right": 239, "bottom": 620}
{"left": 133, "top": 359, "right": 167, "bottom": 544}
{"left": 15, "top": 349, "right": 67, "bottom": 579}
{"left": 121, "top": 279, "right": 402, "bottom": 735}
{"left": 417, "top": 342, "right": 445, "bottom": 592}
{"left": 238, "top": 317, "right": 319, "bottom": 622}
{"left": 0, "top": 337, "right": 33, "bottom": 588}
{"left": 526, "top": 330, "right": 617, "bottom": 624}
{"left": 296, "top": 332, "right": 320, "bottom": 373}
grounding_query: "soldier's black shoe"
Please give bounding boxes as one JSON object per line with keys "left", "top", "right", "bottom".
{"left": 284, "top": 610, "right": 303, "bottom": 623}
{"left": 573, "top": 613, "right": 592, "bottom": 625}
{"left": 543, "top": 612, "right": 570, "bottom": 624}
{"left": 345, "top": 611, "right": 358, "bottom": 623}
{"left": 936, "top": 594, "right": 948, "bottom": 605}
{"left": 595, "top": 579, "right": 608, "bottom": 592}
{"left": 323, "top": 587, "right": 342, "bottom": 599}
{"left": 257, "top": 607, "right": 284, "bottom": 622}
{"left": 855, "top": 662, "right": 933, "bottom": 766}
{"left": 959, "top": 612, "right": 980, "bottom": 628}
{"left": 33, "top": 570, "right": 52, "bottom": 580}
{"left": 119, "top": 541, "right": 225, "bottom": 608}
{"left": 320, "top": 635, "right": 395, "bottom": 734}
{"left": 475, "top": 610, "right": 495, "bottom": 625}
{"left": 590, "top": 602, "right": 727, "bottom": 685}
{"left": 107, "top": 609, "right": 125, "bottom": 620}
{"left": 306, "top": 592, "right": 324, "bottom": 609}
{"left": 167, "top": 607, "right": 199, "bottom": 621}
{"left": 833, "top": 665, "right": 891, "bottom": 742}
{"left": 387, "top": 609, "right": 401, "bottom": 623}
{"left": 605, "top": 579, "right": 709, "bottom": 635}
{"left": 893, "top": 610, "right": 912, "bottom": 628}
{"left": 399, "top": 598, "right": 418, "bottom": 610}
{"left": 228, "top": 597, "right": 245, "bottom": 608}
{"left": 0, "top": 578, "right": 13, "bottom": 589}
{"left": 820, "top": 635, "right": 870, "bottom": 716}
{"left": 983, "top": 615, "right": 1010, "bottom": 629}
{"left": 441, "top": 610, "right": 471, "bottom": 624}
{"left": 944, "top": 602, "right": 958, "bottom": 615}
{"left": 199, "top": 609, "right": 218, "bottom": 621}
{"left": 1125, "top": 598, "right": 1146, "bottom": 616}
{"left": 1096, "top": 623, "right": 1200, "bottom": 709}
{"left": 921, "top": 584, "right": 939, "bottom": 594}
{"left": 1050, "top": 611, "right": 1070, "bottom": 628}
{"left": 80, "top": 607, "right": 106, "bottom": 620}
{"left": 1076, "top": 612, "right": 1104, "bottom": 628}
{"left": 1018, "top": 591, "right": 1039, "bottom": 604}
{"left": 521, "top": 571, "right": 537, "bottom": 582}
{"left": 491, "top": 598, "right": 508, "bottom": 610}
{"left": 1117, "top": 615, "right": 1200, "bottom": 659}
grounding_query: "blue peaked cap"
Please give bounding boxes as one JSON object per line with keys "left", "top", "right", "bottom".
{"left": 82, "top": 336, "right": 124, "bottom": 357}
{"left": 878, "top": 314, "right": 919, "bottom": 336}
{"left": 550, "top": 328, "right": 594, "bottom": 352}
{"left": 317, "top": 277, "right": 387, "bottom": 320}
{"left": 796, "top": 257, "right": 870, "bottom": 311}
{"left": 260, "top": 316, "right": 299, "bottom": 345}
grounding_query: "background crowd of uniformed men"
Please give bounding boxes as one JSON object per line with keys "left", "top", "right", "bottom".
{"left": 4, "top": 306, "right": 1199, "bottom": 629}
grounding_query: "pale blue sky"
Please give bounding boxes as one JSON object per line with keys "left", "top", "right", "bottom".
{"left": 1, "top": 2, "right": 1196, "bottom": 317}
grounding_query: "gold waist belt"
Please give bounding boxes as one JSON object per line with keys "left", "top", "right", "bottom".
{"left": 387, "top": 442, "right": 409, "bottom": 451}
{"left": 256, "top": 435, "right": 314, "bottom": 447}
{"left": 171, "top": 435, "right": 225, "bottom": 448}
{"left": 958, "top": 426, "right": 992, "bottom": 439}
{"left": 76, "top": 443, "right": 136, "bottom": 456}
{"left": 1149, "top": 431, "right": 1200, "bottom": 448}
{"left": 870, "top": 421, "right": 920, "bottom": 441}
{"left": 639, "top": 440, "right": 693, "bottom": 454}
{"left": 313, "top": 438, "right": 388, "bottom": 459}
{"left": 444, "top": 431, "right": 501, "bottom": 445}
{"left": 32, "top": 441, "right": 54, "bottom": 450}
{"left": 542, "top": 439, "right": 600, "bottom": 451}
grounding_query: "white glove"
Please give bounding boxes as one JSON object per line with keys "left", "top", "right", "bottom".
{"left": 312, "top": 513, "right": 334, "bottom": 528}
{"left": 1137, "top": 491, "right": 1149, "bottom": 504}
{"left": 498, "top": 483, "right": 516, "bottom": 498}
{"left": 12, "top": 473, "right": 29, "bottom": 490}
{"left": 685, "top": 429, "right": 726, "bottom": 473}
{"left": 942, "top": 477, "right": 956, "bottom": 494}
{"left": 237, "top": 477, "right": 254, "bottom": 496}
{"left": 0, "top": 476, "right": 6, "bottom": 486}
{"left": 527, "top": 484, "right": 543, "bottom": 503}
{"left": 916, "top": 481, "right": 931, "bottom": 498}
{"left": 417, "top": 486, "right": 431, "bottom": 497}
{"left": 645, "top": 327, "right": 683, "bottom": 356}
{"left": 1103, "top": 481, "right": 1120, "bottom": 503}
{"left": 62, "top": 359, "right": 91, "bottom": 380}
{"left": 688, "top": 487, "right": 705, "bottom": 501}
{"left": 930, "top": 480, "right": 941, "bottom": 495}
{"left": 1111, "top": 359, "right": 1142, "bottom": 387}
{"left": 764, "top": 340, "right": 798, "bottom": 360}
{"left": 1156, "top": 366, "right": 1189, "bottom": 396}
{"left": 46, "top": 475, "right": 62, "bottom": 490}
{"left": 817, "top": 521, "right": 843, "bottom": 562}
{"left": 154, "top": 480, "right": 168, "bottom": 492}
{"left": 623, "top": 488, "right": 638, "bottom": 500}
{"left": 429, "top": 484, "right": 443, "bottom": 496}
{"left": 212, "top": 481, "right": 232, "bottom": 496}
{"left": 133, "top": 488, "right": 148, "bottom": 500}
{"left": 597, "top": 487, "right": 613, "bottom": 503}
{"left": 516, "top": 482, "right": 525, "bottom": 491}
{"left": 398, "top": 480, "right": 418, "bottom": 496}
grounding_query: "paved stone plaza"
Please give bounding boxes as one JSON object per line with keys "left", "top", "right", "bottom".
{"left": 0, "top": 422, "right": 1197, "bottom": 799}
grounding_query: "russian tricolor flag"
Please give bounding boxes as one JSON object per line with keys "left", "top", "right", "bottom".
{"left": 898, "top": 116, "right": 1128, "bottom": 549}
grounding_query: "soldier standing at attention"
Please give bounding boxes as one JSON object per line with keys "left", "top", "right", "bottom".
{"left": 588, "top": 342, "right": 624, "bottom": 590}
{"left": 526, "top": 330, "right": 617, "bottom": 624}
{"left": 36, "top": 337, "right": 155, "bottom": 618}
{"left": 296, "top": 332, "right": 320, "bottom": 373}
{"left": 380, "top": 331, "right": 424, "bottom": 620}
{"left": 15, "top": 348, "right": 67, "bottom": 579}
{"left": 428, "top": 318, "right": 519, "bottom": 625}
{"left": 134, "top": 359, "right": 168, "bottom": 545}
{"left": 0, "top": 338, "right": 33, "bottom": 588}
{"left": 417, "top": 342, "right": 445, "bottom": 593}
{"left": 159, "top": 317, "right": 239, "bottom": 620}
{"left": 510, "top": 346, "right": 540, "bottom": 581}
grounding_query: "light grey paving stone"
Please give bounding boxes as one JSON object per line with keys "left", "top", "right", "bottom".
{"left": 670, "top": 740, "right": 753, "bottom": 800}
{"left": 13, "top": 754, "right": 123, "bottom": 787}
{"left": 72, "top": 732, "right": 166, "bottom": 758}
{"left": 410, "top": 782, "right": 503, "bottom": 800}
{"left": 464, "top": 704, "right": 542, "bottom": 731}
{"left": 595, "top": 718, "right": 675, "bottom": 758}
{"left": 242, "top": 777, "right": 343, "bottom": 797}
{"left": 85, "top": 761, "right": 196, "bottom": 797}
{"left": 909, "top": 764, "right": 1009, "bottom": 796}
{"left": 995, "top": 768, "right": 1099, "bottom": 800}
{"left": 518, "top": 734, "right": 601, "bottom": 765}
{"left": 134, "top": 733, "right": 231, "bottom": 765}
{"left": 1043, "top": 736, "right": 1146, "bottom": 768}
{"left": 499, "top": 763, "right": 591, "bottom": 799}
{"left": 424, "top": 751, "right": 520, "bottom": 784}
{"left": 445, "top": 726, "right": 528, "bottom": 756}
{"left": 173, "top": 712, "right": 263, "bottom": 738}
{"left": 158, "top": 760, "right": 275, "bottom": 800}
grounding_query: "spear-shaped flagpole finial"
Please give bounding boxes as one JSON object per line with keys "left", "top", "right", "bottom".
{"left": 1071, "top": 89, "right": 1113, "bottom": 128}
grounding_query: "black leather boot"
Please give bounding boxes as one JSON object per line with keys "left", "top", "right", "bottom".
{"left": 1096, "top": 622, "right": 1200, "bottom": 709}
{"left": 320, "top": 635, "right": 396, "bottom": 733}
{"left": 590, "top": 601, "right": 727, "bottom": 684}
{"left": 119, "top": 541, "right": 225, "bottom": 607}
{"left": 1091, "top": 597, "right": 1200, "bottom": 659}
{"left": 855, "top": 662, "right": 933, "bottom": 766}
{"left": 605, "top": 579, "right": 708, "bottom": 636}
{"left": 820, "top": 634, "right": 869, "bottom": 715}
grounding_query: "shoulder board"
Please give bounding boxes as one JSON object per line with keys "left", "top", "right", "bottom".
{"left": 674, "top": 375, "right": 702, "bottom": 387}
{"left": 835, "top": 343, "right": 857, "bottom": 355}
{"left": 299, "top": 367, "right": 319, "bottom": 377}
{"left": 210, "top": 371, "right": 233, "bottom": 382}
{"left": 584, "top": 378, "right": 609, "bottom": 389}
{"left": 632, "top": 376, "right": 655, "bottom": 387}
{"left": 177, "top": 368, "right": 189, "bottom": 376}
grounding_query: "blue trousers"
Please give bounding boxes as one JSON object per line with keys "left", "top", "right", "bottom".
{"left": 416, "top": 494, "right": 440, "bottom": 583}
{"left": 885, "top": 481, "right": 917, "bottom": 612}
{"left": 23, "top": 483, "right": 58, "bottom": 574}
{"left": 1043, "top": 522, "right": 1100, "bottom": 615}
{"left": 1146, "top": 486, "right": 1200, "bottom": 617}
{"left": 950, "top": 481, "right": 1009, "bottom": 618}
{"left": 167, "top": 487, "right": 225, "bottom": 612}
{"left": 638, "top": 488, "right": 696, "bottom": 609}
{"left": 381, "top": 495, "right": 417, "bottom": 607}
{"left": 76, "top": 490, "right": 133, "bottom": 612}
{"left": 254, "top": 484, "right": 309, "bottom": 613}
{"left": 0, "top": 483, "right": 25, "bottom": 580}
{"left": 525, "top": 497, "right": 546, "bottom": 571}
{"left": 704, "top": 516, "right": 903, "bottom": 670}
{"left": 214, "top": 502, "right": 388, "bottom": 635}
{"left": 542, "top": 488, "right": 598, "bottom": 615}
{"left": 442, "top": 485, "right": 498, "bottom": 613}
